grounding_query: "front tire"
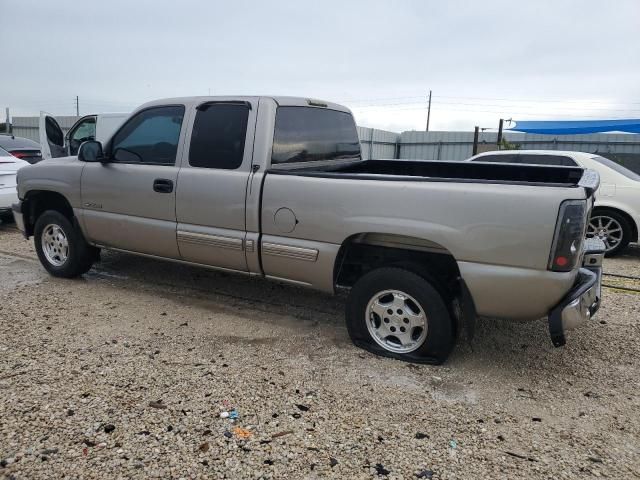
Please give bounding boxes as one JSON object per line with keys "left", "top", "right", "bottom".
{"left": 346, "top": 267, "right": 454, "bottom": 364}
{"left": 34, "top": 210, "right": 95, "bottom": 278}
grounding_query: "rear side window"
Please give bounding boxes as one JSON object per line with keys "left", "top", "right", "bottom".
{"left": 272, "top": 107, "right": 361, "bottom": 164}
{"left": 476, "top": 154, "right": 577, "bottom": 166}
{"left": 592, "top": 155, "right": 640, "bottom": 181}
{"left": 189, "top": 103, "right": 249, "bottom": 170}
{"left": 475, "top": 154, "right": 521, "bottom": 164}
{"left": 111, "top": 106, "right": 185, "bottom": 165}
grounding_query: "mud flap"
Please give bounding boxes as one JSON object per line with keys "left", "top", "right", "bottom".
{"left": 459, "top": 278, "right": 477, "bottom": 342}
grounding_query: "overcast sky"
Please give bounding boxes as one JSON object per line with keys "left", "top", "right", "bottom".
{"left": 2, "top": 0, "right": 639, "bottom": 132}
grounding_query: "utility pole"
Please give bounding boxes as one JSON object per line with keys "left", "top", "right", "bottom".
{"left": 497, "top": 118, "right": 504, "bottom": 148}
{"left": 75, "top": 96, "right": 79, "bottom": 116}
{"left": 472, "top": 126, "right": 480, "bottom": 155}
{"left": 5, "top": 108, "right": 9, "bottom": 134}
{"left": 425, "top": 90, "right": 432, "bottom": 131}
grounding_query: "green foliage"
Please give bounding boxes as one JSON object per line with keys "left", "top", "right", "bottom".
{"left": 499, "top": 137, "right": 520, "bottom": 150}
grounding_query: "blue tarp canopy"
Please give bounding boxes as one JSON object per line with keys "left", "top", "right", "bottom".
{"left": 509, "top": 119, "right": 640, "bottom": 135}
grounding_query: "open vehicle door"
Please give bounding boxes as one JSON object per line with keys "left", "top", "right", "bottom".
{"left": 39, "top": 112, "right": 66, "bottom": 159}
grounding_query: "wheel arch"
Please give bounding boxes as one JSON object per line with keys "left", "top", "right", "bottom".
{"left": 333, "top": 232, "right": 461, "bottom": 297}
{"left": 22, "top": 190, "right": 75, "bottom": 237}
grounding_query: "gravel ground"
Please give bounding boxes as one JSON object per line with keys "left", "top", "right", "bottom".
{"left": 1, "top": 223, "right": 639, "bottom": 479}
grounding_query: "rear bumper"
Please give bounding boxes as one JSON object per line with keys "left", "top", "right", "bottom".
{"left": 11, "top": 201, "right": 27, "bottom": 236}
{"left": 548, "top": 239, "right": 605, "bottom": 347}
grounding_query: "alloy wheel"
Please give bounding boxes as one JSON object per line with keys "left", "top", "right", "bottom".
{"left": 365, "top": 289, "right": 428, "bottom": 353}
{"left": 587, "top": 215, "right": 623, "bottom": 253}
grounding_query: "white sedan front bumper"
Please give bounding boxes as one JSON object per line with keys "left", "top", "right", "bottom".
{"left": 0, "top": 186, "right": 19, "bottom": 215}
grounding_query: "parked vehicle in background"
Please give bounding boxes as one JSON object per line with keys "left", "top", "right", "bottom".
{"left": 467, "top": 150, "right": 640, "bottom": 256}
{"left": 13, "top": 97, "right": 604, "bottom": 363}
{"left": 0, "top": 146, "right": 29, "bottom": 221}
{"left": 0, "top": 135, "right": 42, "bottom": 164}
{"left": 39, "top": 112, "right": 129, "bottom": 159}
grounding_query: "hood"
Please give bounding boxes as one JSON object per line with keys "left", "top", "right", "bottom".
{"left": 32, "top": 155, "right": 80, "bottom": 167}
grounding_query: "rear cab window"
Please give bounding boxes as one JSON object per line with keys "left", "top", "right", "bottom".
{"left": 271, "top": 107, "right": 361, "bottom": 166}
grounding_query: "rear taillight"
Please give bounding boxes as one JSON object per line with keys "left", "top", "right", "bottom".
{"left": 10, "top": 151, "right": 27, "bottom": 159}
{"left": 549, "top": 200, "right": 587, "bottom": 272}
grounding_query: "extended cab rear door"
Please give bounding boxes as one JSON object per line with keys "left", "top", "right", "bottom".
{"left": 175, "top": 99, "right": 258, "bottom": 271}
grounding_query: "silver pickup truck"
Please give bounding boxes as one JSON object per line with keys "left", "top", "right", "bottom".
{"left": 12, "top": 96, "right": 605, "bottom": 363}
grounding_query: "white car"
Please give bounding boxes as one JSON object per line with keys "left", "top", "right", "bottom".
{"left": 0, "top": 146, "right": 30, "bottom": 221}
{"left": 39, "top": 112, "right": 129, "bottom": 159}
{"left": 468, "top": 150, "right": 640, "bottom": 256}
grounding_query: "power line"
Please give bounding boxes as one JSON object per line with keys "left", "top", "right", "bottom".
{"left": 349, "top": 100, "right": 640, "bottom": 114}
{"left": 433, "top": 94, "right": 640, "bottom": 106}
{"left": 350, "top": 104, "right": 638, "bottom": 119}
{"left": 339, "top": 93, "right": 640, "bottom": 107}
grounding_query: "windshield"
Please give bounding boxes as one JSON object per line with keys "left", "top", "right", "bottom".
{"left": 592, "top": 156, "right": 640, "bottom": 182}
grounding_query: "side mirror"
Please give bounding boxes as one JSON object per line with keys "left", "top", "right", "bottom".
{"left": 78, "top": 140, "right": 105, "bottom": 162}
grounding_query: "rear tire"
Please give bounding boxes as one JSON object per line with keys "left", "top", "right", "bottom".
{"left": 34, "top": 210, "right": 95, "bottom": 278}
{"left": 346, "top": 267, "right": 454, "bottom": 364}
{"left": 587, "top": 209, "right": 632, "bottom": 257}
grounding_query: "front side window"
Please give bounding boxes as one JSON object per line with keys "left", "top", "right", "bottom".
{"left": 272, "top": 107, "right": 361, "bottom": 164}
{"left": 189, "top": 103, "right": 249, "bottom": 169}
{"left": 111, "top": 106, "right": 185, "bottom": 165}
{"left": 69, "top": 117, "right": 96, "bottom": 155}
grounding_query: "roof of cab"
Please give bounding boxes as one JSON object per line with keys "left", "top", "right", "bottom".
{"left": 136, "top": 96, "right": 352, "bottom": 114}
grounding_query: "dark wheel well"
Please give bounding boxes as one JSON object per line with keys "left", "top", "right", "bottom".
{"left": 592, "top": 206, "right": 638, "bottom": 242}
{"left": 23, "top": 191, "right": 74, "bottom": 237}
{"left": 334, "top": 236, "right": 461, "bottom": 301}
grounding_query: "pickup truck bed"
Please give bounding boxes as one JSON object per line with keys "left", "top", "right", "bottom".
{"left": 272, "top": 159, "right": 587, "bottom": 187}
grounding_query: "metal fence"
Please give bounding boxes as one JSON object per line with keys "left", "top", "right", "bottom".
{"left": 356, "top": 126, "right": 399, "bottom": 160}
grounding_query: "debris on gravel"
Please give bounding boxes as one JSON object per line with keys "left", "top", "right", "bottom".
{"left": 148, "top": 400, "right": 167, "bottom": 409}
{"left": 0, "top": 227, "right": 639, "bottom": 479}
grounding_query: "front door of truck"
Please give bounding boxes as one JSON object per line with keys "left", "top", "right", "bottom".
{"left": 67, "top": 116, "right": 97, "bottom": 156}
{"left": 175, "top": 100, "right": 257, "bottom": 272}
{"left": 39, "top": 112, "right": 66, "bottom": 159}
{"left": 80, "top": 105, "right": 187, "bottom": 258}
